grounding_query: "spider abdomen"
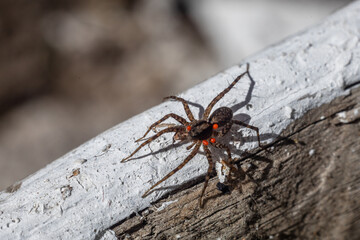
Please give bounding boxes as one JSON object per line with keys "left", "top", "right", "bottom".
{"left": 209, "top": 107, "right": 233, "bottom": 127}
{"left": 189, "top": 120, "right": 213, "bottom": 140}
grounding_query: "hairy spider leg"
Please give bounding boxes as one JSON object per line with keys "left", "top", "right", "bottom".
{"left": 135, "top": 113, "right": 188, "bottom": 142}
{"left": 163, "top": 96, "right": 195, "bottom": 121}
{"left": 121, "top": 126, "right": 184, "bottom": 162}
{"left": 232, "top": 120, "right": 263, "bottom": 148}
{"left": 211, "top": 142, "right": 232, "bottom": 162}
{"left": 199, "top": 144, "right": 214, "bottom": 208}
{"left": 203, "top": 63, "right": 250, "bottom": 119}
{"left": 186, "top": 141, "right": 197, "bottom": 150}
{"left": 152, "top": 123, "right": 177, "bottom": 131}
{"left": 142, "top": 142, "right": 202, "bottom": 198}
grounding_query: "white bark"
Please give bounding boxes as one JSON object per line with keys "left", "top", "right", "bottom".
{"left": 1, "top": 1, "right": 360, "bottom": 239}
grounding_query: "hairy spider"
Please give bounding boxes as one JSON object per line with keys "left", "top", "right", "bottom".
{"left": 121, "top": 63, "right": 263, "bottom": 207}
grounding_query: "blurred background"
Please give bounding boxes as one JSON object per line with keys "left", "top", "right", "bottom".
{"left": 0, "top": 0, "right": 352, "bottom": 190}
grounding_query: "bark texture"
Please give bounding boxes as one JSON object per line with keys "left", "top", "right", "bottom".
{"left": 113, "top": 86, "right": 360, "bottom": 240}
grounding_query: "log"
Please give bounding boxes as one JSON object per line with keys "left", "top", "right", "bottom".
{"left": 113, "top": 87, "right": 360, "bottom": 239}
{"left": 1, "top": 1, "right": 360, "bottom": 239}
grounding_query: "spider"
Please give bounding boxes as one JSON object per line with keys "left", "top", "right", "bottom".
{"left": 121, "top": 63, "right": 264, "bottom": 207}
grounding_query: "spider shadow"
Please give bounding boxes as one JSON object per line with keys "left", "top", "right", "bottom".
{"left": 186, "top": 100, "right": 204, "bottom": 119}
{"left": 229, "top": 63, "right": 279, "bottom": 146}
{"left": 186, "top": 64, "right": 255, "bottom": 119}
{"left": 230, "top": 65, "right": 256, "bottom": 114}
{"left": 144, "top": 173, "right": 207, "bottom": 200}
{"left": 232, "top": 113, "right": 278, "bottom": 146}
{"left": 124, "top": 140, "right": 190, "bottom": 161}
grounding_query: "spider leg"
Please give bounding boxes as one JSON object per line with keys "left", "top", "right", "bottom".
{"left": 211, "top": 142, "right": 232, "bottom": 162}
{"left": 203, "top": 63, "right": 250, "bottom": 119}
{"left": 199, "top": 144, "right": 214, "bottom": 208}
{"left": 232, "top": 120, "right": 263, "bottom": 149}
{"left": 186, "top": 141, "right": 197, "bottom": 150}
{"left": 122, "top": 126, "right": 184, "bottom": 162}
{"left": 164, "top": 96, "right": 195, "bottom": 121}
{"left": 152, "top": 123, "right": 177, "bottom": 132}
{"left": 142, "top": 141, "right": 201, "bottom": 198}
{"left": 135, "top": 113, "right": 188, "bottom": 142}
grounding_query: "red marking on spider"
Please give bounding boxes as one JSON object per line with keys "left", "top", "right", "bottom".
{"left": 213, "top": 124, "right": 219, "bottom": 129}
{"left": 202, "top": 140, "right": 209, "bottom": 145}
{"left": 210, "top": 138, "right": 216, "bottom": 143}
{"left": 186, "top": 126, "right": 191, "bottom": 131}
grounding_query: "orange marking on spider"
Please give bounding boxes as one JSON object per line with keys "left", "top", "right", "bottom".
{"left": 212, "top": 124, "right": 219, "bottom": 129}
{"left": 210, "top": 138, "right": 216, "bottom": 143}
{"left": 202, "top": 140, "right": 209, "bottom": 145}
{"left": 186, "top": 125, "right": 191, "bottom": 131}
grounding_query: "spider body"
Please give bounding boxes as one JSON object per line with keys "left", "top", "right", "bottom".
{"left": 121, "top": 63, "right": 263, "bottom": 207}
{"left": 172, "top": 107, "right": 233, "bottom": 143}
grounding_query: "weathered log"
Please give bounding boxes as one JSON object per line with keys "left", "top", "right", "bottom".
{"left": 1, "top": 1, "right": 360, "bottom": 240}
{"left": 113, "top": 87, "right": 360, "bottom": 239}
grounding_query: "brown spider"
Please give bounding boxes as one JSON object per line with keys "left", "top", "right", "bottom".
{"left": 121, "top": 63, "right": 263, "bottom": 207}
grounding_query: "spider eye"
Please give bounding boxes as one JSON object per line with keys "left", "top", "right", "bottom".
{"left": 210, "top": 138, "right": 216, "bottom": 143}
{"left": 186, "top": 126, "right": 191, "bottom": 131}
{"left": 202, "top": 140, "right": 209, "bottom": 146}
{"left": 213, "top": 124, "right": 219, "bottom": 129}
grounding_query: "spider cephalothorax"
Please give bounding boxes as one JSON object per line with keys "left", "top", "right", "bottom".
{"left": 175, "top": 107, "right": 232, "bottom": 144}
{"left": 121, "top": 63, "right": 263, "bottom": 207}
